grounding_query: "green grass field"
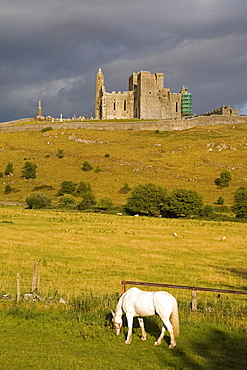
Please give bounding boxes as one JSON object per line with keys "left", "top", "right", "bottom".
{"left": 0, "top": 207, "right": 246, "bottom": 369}
{"left": 0, "top": 122, "right": 246, "bottom": 368}
{"left": 0, "top": 122, "right": 246, "bottom": 206}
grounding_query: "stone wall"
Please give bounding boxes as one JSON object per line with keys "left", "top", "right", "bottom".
{"left": 0, "top": 115, "right": 246, "bottom": 133}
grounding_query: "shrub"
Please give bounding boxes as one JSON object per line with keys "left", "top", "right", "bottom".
{"left": 22, "top": 162, "right": 37, "bottom": 179}
{"left": 4, "top": 185, "right": 13, "bottom": 194}
{"left": 57, "top": 149, "right": 64, "bottom": 159}
{"left": 214, "top": 170, "right": 232, "bottom": 189}
{"left": 217, "top": 196, "right": 225, "bottom": 205}
{"left": 232, "top": 187, "right": 247, "bottom": 219}
{"left": 166, "top": 188, "right": 204, "bottom": 217}
{"left": 125, "top": 183, "right": 167, "bottom": 216}
{"left": 25, "top": 193, "right": 52, "bottom": 209}
{"left": 77, "top": 191, "right": 97, "bottom": 210}
{"left": 81, "top": 161, "right": 93, "bottom": 171}
{"left": 4, "top": 162, "right": 14, "bottom": 176}
{"left": 119, "top": 183, "right": 131, "bottom": 194}
{"left": 95, "top": 165, "right": 102, "bottom": 173}
{"left": 57, "top": 181, "right": 77, "bottom": 196}
{"left": 32, "top": 185, "right": 53, "bottom": 191}
{"left": 41, "top": 127, "right": 53, "bottom": 132}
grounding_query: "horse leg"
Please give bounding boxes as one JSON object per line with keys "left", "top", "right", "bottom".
{"left": 138, "top": 318, "right": 146, "bottom": 341}
{"left": 125, "top": 314, "right": 133, "bottom": 344}
{"left": 154, "top": 325, "right": 166, "bottom": 346}
{"left": 154, "top": 319, "right": 176, "bottom": 349}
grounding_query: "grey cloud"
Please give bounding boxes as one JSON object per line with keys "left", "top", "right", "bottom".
{"left": 0, "top": 0, "right": 246, "bottom": 121}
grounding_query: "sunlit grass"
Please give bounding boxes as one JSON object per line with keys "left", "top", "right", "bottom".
{"left": 0, "top": 207, "right": 246, "bottom": 369}
{"left": 0, "top": 208, "right": 246, "bottom": 299}
{"left": 0, "top": 123, "right": 246, "bottom": 206}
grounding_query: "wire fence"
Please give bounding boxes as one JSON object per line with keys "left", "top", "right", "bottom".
{"left": 1, "top": 266, "right": 246, "bottom": 328}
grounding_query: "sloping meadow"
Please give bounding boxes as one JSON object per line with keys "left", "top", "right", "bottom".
{"left": 0, "top": 123, "right": 246, "bottom": 207}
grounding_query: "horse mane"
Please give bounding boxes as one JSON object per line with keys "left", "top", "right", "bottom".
{"left": 115, "top": 293, "right": 124, "bottom": 316}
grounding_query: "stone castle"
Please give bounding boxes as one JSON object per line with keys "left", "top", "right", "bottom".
{"left": 32, "top": 69, "right": 241, "bottom": 130}
{"left": 94, "top": 69, "right": 192, "bottom": 120}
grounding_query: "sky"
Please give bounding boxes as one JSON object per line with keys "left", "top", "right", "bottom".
{"left": 0, "top": 0, "right": 247, "bottom": 122}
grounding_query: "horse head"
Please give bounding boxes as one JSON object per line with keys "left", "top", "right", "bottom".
{"left": 111, "top": 310, "right": 122, "bottom": 335}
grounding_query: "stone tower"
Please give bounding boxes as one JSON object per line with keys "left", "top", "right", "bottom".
{"left": 95, "top": 68, "right": 105, "bottom": 119}
{"left": 36, "top": 100, "right": 44, "bottom": 121}
{"left": 38, "top": 100, "right": 42, "bottom": 116}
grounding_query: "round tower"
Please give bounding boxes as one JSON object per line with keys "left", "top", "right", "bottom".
{"left": 95, "top": 68, "right": 104, "bottom": 119}
{"left": 35, "top": 100, "right": 44, "bottom": 121}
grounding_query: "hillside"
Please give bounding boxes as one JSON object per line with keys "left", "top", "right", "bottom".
{"left": 0, "top": 121, "right": 246, "bottom": 207}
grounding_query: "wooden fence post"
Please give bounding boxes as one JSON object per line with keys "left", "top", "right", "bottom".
{"left": 17, "top": 273, "right": 20, "bottom": 302}
{"left": 121, "top": 281, "right": 126, "bottom": 294}
{"left": 32, "top": 262, "right": 38, "bottom": 292}
{"left": 191, "top": 289, "right": 197, "bottom": 312}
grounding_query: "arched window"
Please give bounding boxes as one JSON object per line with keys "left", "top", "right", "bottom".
{"left": 113, "top": 101, "right": 116, "bottom": 111}
{"left": 124, "top": 100, "right": 126, "bottom": 111}
{"left": 176, "top": 102, "right": 178, "bottom": 113}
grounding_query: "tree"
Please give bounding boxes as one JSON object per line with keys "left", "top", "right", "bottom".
{"left": 166, "top": 188, "right": 203, "bottom": 217}
{"left": 200, "top": 204, "right": 215, "bottom": 219}
{"left": 22, "top": 162, "right": 37, "bottom": 179}
{"left": 5, "top": 162, "right": 14, "bottom": 176}
{"left": 77, "top": 191, "right": 97, "bottom": 210}
{"left": 97, "top": 197, "right": 113, "bottom": 210}
{"left": 57, "top": 181, "right": 77, "bottom": 196}
{"left": 76, "top": 182, "right": 92, "bottom": 196}
{"left": 125, "top": 183, "right": 167, "bottom": 216}
{"left": 214, "top": 170, "right": 232, "bottom": 189}
{"left": 25, "top": 193, "right": 51, "bottom": 209}
{"left": 232, "top": 187, "right": 247, "bottom": 219}
{"left": 57, "top": 194, "right": 76, "bottom": 209}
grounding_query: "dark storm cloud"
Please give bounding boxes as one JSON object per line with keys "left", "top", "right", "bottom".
{"left": 0, "top": 0, "right": 246, "bottom": 122}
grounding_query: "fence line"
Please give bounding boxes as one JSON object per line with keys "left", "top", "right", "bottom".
{"left": 121, "top": 280, "right": 247, "bottom": 312}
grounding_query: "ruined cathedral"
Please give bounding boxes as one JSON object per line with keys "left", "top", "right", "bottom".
{"left": 95, "top": 69, "right": 192, "bottom": 120}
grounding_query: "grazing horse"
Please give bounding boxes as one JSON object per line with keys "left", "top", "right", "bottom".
{"left": 111, "top": 287, "right": 179, "bottom": 348}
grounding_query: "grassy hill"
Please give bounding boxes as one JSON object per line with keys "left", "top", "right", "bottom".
{"left": 0, "top": 121, "right": 246, "bottom": 207}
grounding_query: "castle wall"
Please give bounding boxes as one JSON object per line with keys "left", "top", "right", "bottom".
{"left": 95, "top": 69, "right": 185, "bottom": 120}
{"left": 200, "top": 105, "right": 239, "bottom": 116}
{"left": 101, "top": 91, "right": 134, "bottom": 119}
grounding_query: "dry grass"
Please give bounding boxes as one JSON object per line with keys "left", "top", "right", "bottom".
{"left": 0, "top": 207, "right": 246, "bottom": 300}
{"left": 0, "top": 123, "right": 246, "bottom": 206}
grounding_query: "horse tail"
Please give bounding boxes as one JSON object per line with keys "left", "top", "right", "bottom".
{"left": 170, "top": 297, "right": 179, "bottom": 338}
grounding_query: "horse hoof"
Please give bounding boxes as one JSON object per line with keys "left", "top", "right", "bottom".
{"left": 125, "top": 341, "right": 130, "bottom": 345}
{"left": 168, "top": 344, "right": 176, "bottom": 349}
{"left": 154, "top": 342, "right": 159, "bottom": 346}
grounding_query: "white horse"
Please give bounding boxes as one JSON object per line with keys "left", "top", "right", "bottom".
{"left": 111, "top": 287, "right": 179, "bottom": 348}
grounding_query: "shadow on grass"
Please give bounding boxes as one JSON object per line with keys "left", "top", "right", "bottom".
{"left": 106, "top": 312, "right": 247, "bottom": 369}
{"left": 156, "top": 326, "right": 247, "bottom": 370}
